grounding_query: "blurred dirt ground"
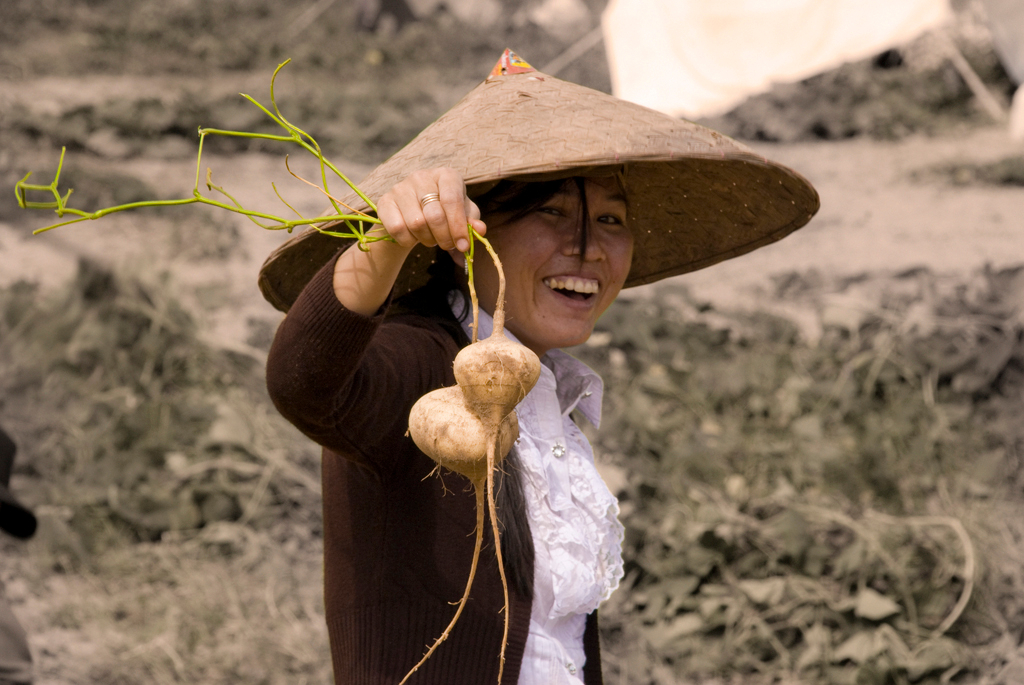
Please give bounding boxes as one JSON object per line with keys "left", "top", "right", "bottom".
{"left": 1, "top": 0, "right": 1024, "bottom": 683}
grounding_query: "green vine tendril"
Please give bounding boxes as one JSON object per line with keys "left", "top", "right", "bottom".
{"left": 14, "top": 59, "right": 386, "bottom": 247}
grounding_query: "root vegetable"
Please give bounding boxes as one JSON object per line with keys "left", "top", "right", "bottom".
{"left": 404, "top": 231, "right": 540, "bottom": 684}
{"left": 408, "top": 386, "right": 519, "bottom": 484}
{"left": 453, "top": 333, "right": 541, "bottom": 428}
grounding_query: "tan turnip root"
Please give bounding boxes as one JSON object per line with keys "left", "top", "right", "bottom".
{"left": 409, "top": 386, "right": 519, "bottom": 484}
{"left": 453, "top": 332, "right": 541, "bottom": 428}
{"left": 403, "top": 233, "right": 540, "bottom": 684}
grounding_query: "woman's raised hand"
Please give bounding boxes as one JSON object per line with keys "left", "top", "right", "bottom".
{"left": 375, "top": 168, "right": 485, "bottom": 254}
{"left": 332, "top": 168, "right": 483, "bottom": 315}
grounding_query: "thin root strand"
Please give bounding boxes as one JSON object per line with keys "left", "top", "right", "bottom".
{"left": 486, "top": 438, "right": 511, "bottom": 683}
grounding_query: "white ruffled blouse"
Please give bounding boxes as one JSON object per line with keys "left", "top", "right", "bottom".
{"left": 452, "top": 295, "right": 625, "bottom": 684}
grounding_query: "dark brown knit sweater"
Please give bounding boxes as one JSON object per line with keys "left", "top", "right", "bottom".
{"left": 266, "top": 255, "right": 604, "bottom": 685}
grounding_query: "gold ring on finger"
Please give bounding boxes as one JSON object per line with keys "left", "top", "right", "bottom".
{"left": 419, "top": 192, "right": 441, "bottom": 208}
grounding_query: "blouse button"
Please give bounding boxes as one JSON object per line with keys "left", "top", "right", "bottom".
{"left": 566, "top": 661, "right": 577, "bottom": 676}
{"left": 552, "top": 443, "right": 566, "bottom": 458}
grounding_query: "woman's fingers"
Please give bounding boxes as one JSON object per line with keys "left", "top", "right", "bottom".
{"left": 466, "top": 196, "right": 485, "bottom": 238}
{"left": 434, "top": 169, "right": 470, "bottom": 251}
{"left": 395, "top": 181, "right": 443, "bottom": 247}
{"left": 377, "top": 168, "right": 475, "bottom": 251}
{"left": 375, "top": 193, "right": 418, "bottom": 248}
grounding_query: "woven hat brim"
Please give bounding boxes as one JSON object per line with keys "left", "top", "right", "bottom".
{"left": 259, "top": 68, "right": 819, "bottom": 313}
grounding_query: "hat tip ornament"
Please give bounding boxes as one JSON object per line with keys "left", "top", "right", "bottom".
{"left": 488, "top": 49, "right": 536, "bottom": 79}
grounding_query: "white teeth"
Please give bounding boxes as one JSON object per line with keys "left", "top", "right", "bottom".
{"left": 544, "top": 277, "right": 598, "bottom": 294}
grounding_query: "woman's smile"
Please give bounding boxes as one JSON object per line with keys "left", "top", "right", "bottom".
{"left": 542, "top": 276, "right": 600, "bottom": 297}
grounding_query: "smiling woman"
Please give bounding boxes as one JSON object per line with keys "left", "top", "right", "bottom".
{"left": 262, "top": 49, "right": 819, "bottom": 685}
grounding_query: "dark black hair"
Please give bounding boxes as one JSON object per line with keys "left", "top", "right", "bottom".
{"left": 388, "top": 250, "right": 467, "bottom": 335}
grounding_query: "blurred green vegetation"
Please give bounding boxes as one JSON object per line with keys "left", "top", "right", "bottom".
{"left": 576, "top": 266, "right": 1024, "bottom": 684}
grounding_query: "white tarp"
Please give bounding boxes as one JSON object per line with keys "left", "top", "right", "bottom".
{"left": 602, "top": 0, "right": 952, "bottom": 119}
{"left": 982, "top": 0, "right": 1024, "bottom": 84}
{"left": 982, "top": 0, "right": 1024, "bottom": 139}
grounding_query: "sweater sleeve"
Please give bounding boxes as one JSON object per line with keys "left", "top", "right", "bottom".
{"left": 265, "top": 252, "right": 460, "bottom": 475}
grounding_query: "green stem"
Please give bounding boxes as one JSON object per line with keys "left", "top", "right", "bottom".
{"left": 16, "top": 60, "right": 384, "bottom": 242}
{"left": 20, "top": 161, "right": 381, "bottom": 235}
{"left": 466, "top": 230, "right": 478, "bottom": 343}
{"left": 469, "top": 227, "right": 504, "bottom": 336}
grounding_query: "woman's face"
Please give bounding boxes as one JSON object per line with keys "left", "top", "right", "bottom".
{"left": 466, "top": 177, "right": 633, "bottom": 357}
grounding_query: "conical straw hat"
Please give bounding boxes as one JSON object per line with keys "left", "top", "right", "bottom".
{"left": 259, "top": 49, "right": 819, "bottom": 312}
